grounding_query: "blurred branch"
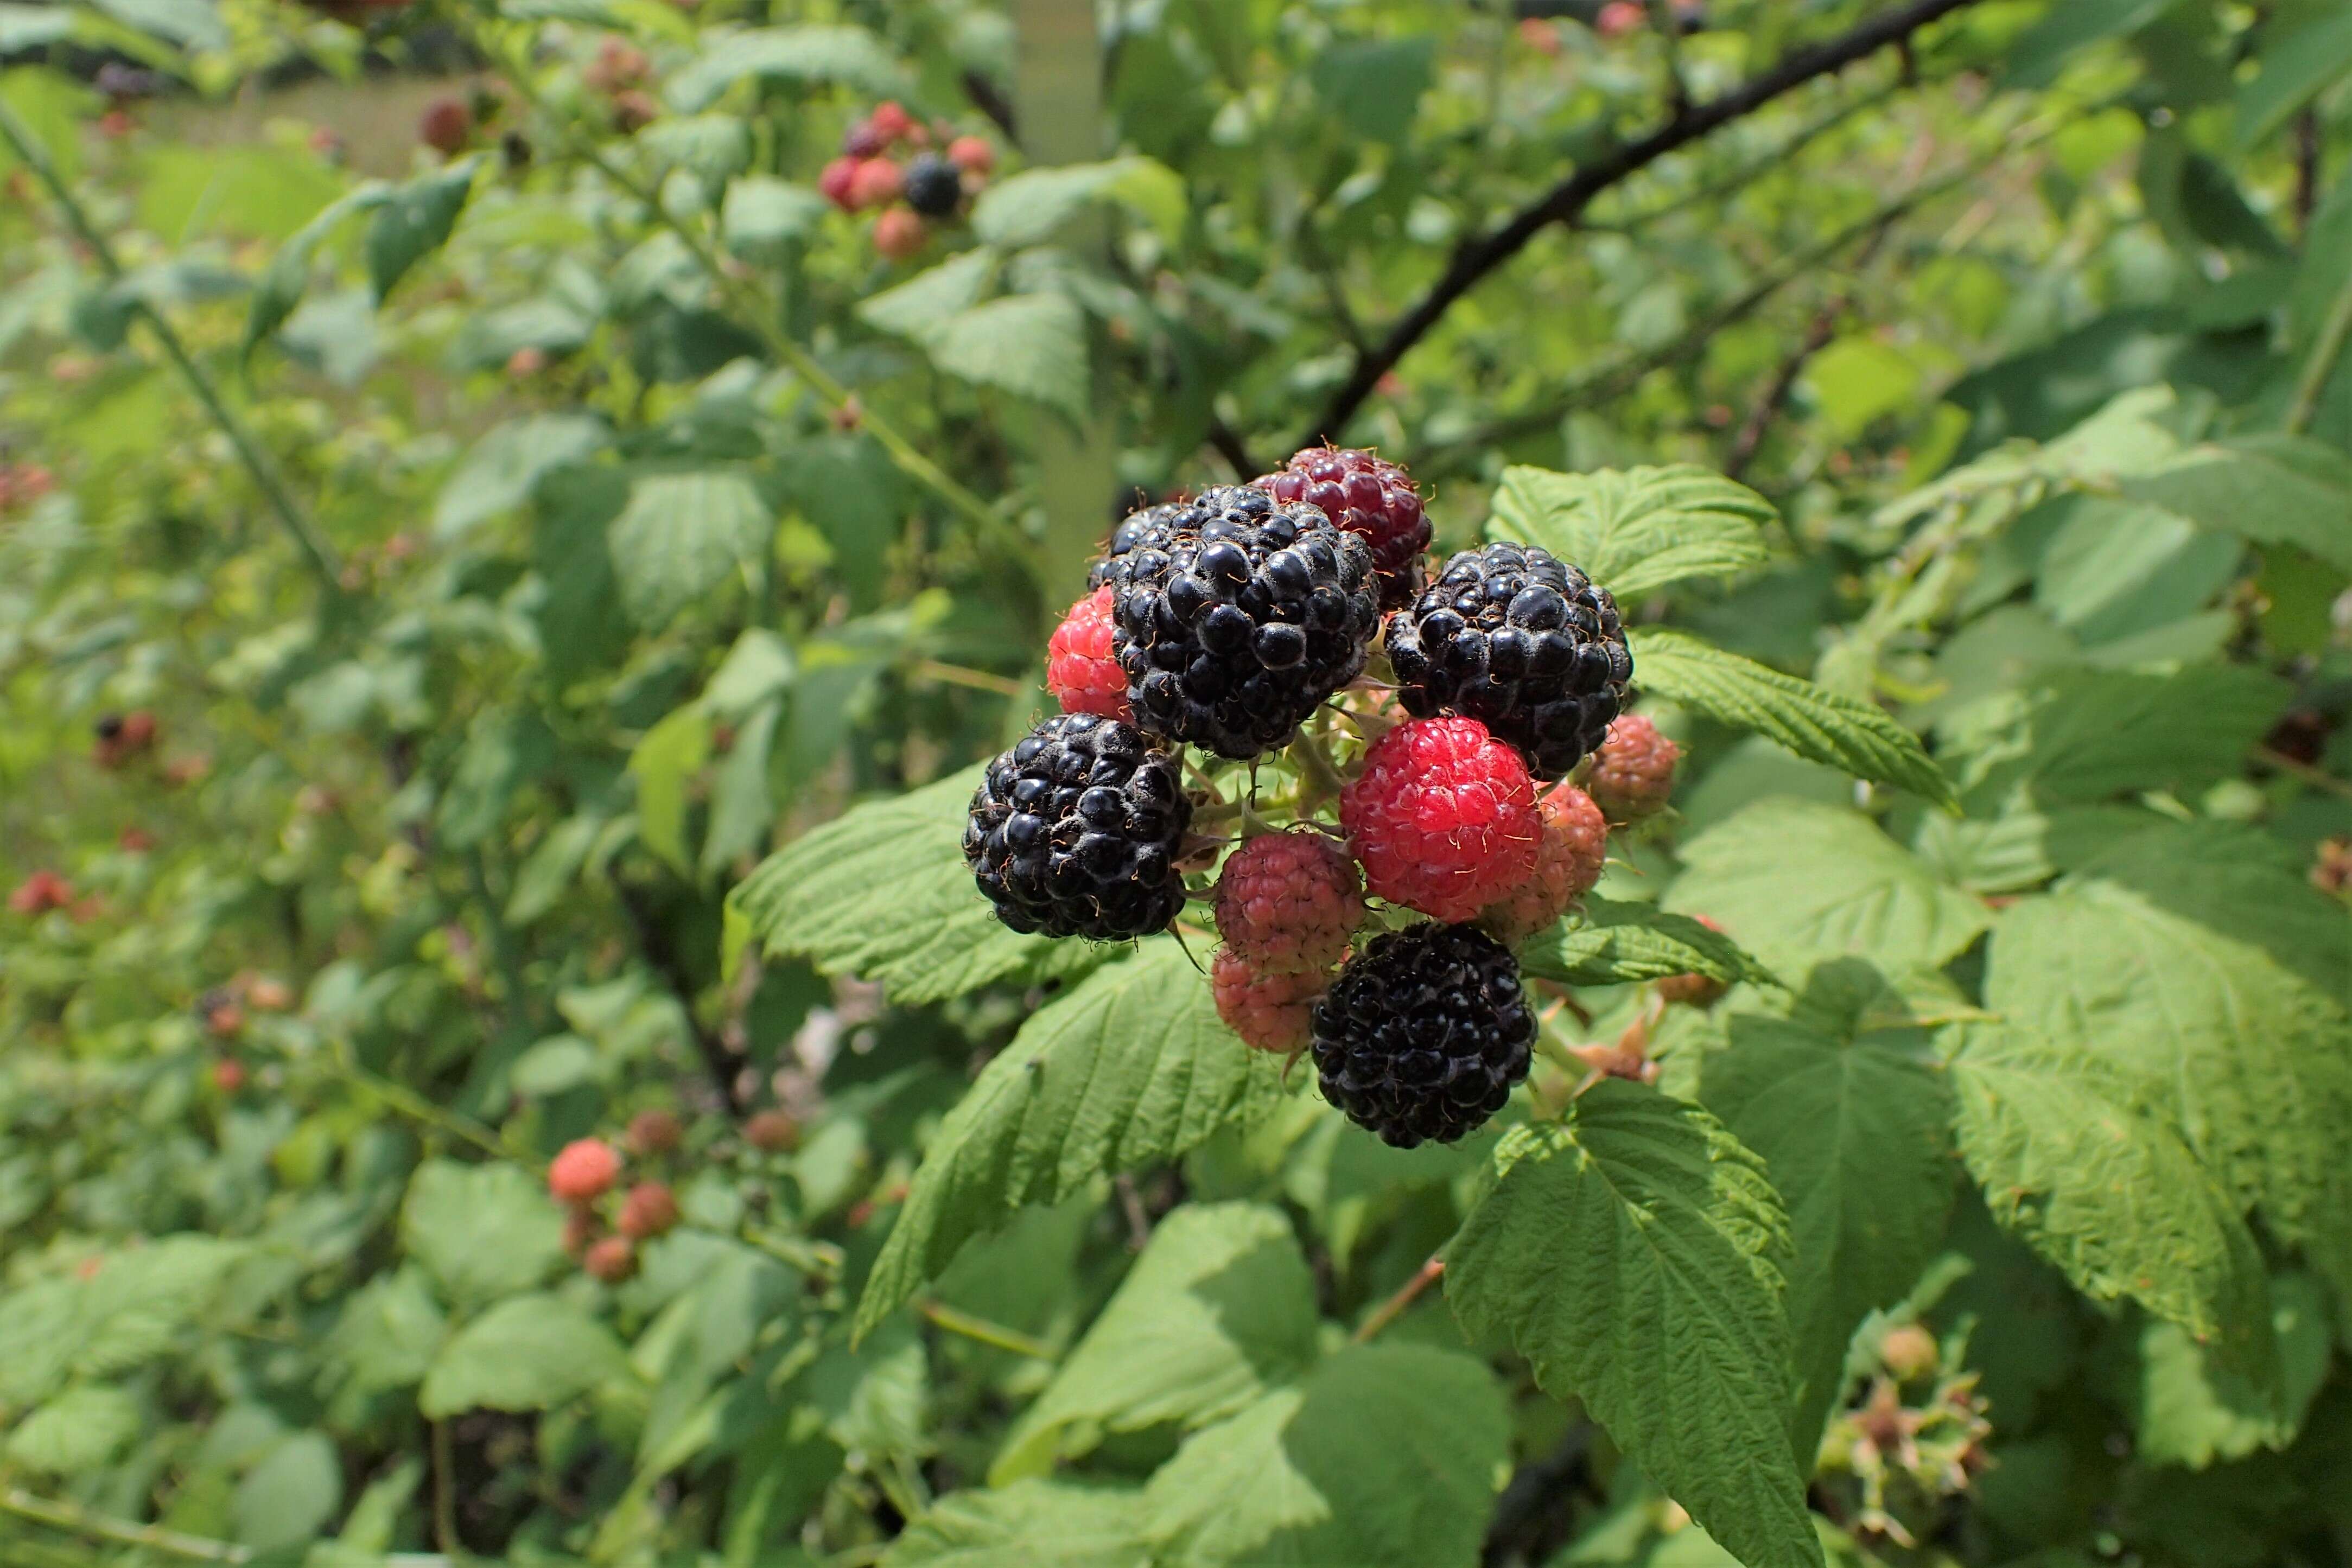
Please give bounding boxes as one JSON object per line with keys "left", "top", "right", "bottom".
{"left": 1725, "top": 292, "right": 1843, "bottom": 481}
{"left": 1480, "top": 1424, "right": 1598, "bottom": 1567}
{"left": 0, "top": 99, "right": 345, "bottom": 599}
{"left": 1304, "top": 0, "right": 1990, "bottom": 447}
{"left": 615, "top": 878, "right": 747, "bottom": 1116}
{"left": 0, "top": 1489, "right": 250, "bottom": 1564}
{"left": 2287, "top": 263, "right": 2352, "bottom": 436}
{"left": 1353, "top": 1255, "right": 1445, "bottom": 1342}
{"left": 2294, "top": 108, "right": 2321, "bottom": 237}
{"left": 1205, "top": 412, "right": 1259, "bottom": 478}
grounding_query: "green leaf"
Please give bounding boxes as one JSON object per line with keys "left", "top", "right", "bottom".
{"left": 666, "top": 24, "right": 908, "bottom": 112}
{"left": 927, "top": 293, "right": 1091, "bottom": 421}
{"left": 883, "top": 1480, "right": 1150, "bottom": 1568}
{"left": 1946, "top": 665, "right": 2292, "bottom": 809}
{"left": 234, "top": 1431, "right": 342, "bottom": 1552}
{"left": 1484, "top": 465, "right": 1775, "bottom": 598}
{"left": 420, "top": 1293, "right": 630, "bottom": 1417}
{"left": 703, "top": 628, "right": 797, "bottom": 717}
{"left": 433, "top": 413, "right": 607, "bottom": 541}
{"left": 1665, "top": 800, "right": 1989, "bottom": 983}
{"left": 5, "top": 1384, "right": 141, "bottom": 1474}
{"left": 2235, "top": 9, "right": 2352, "bottom": 150}
{"left": 2001, "top": 0, "right": 2186, "bottom": 89}
{"left": 1141, "top": 1343, "right": 1508, "bottom": 1568}
{"left": 365, "top": 157, "right": 479, "bottom": 304}
{"left": 1307, "top": 37, "right": 1434, "bottom": 144}
{"left": 398, "top": 1159, "right": 568, "bottom": 1307}
{"left": 628, "top": 705, "right": 711, "bottom": 877}
{"left": 730, "top": 763, "right": 1088, "bottom": 1006}
{"left": 242, "top": 183, "right": 387, "bottom": 361}
{"left": 721, "top": 176, "right": 828, "bottom": 260}
{"left": 607, "top": 469, "right": 772, "bottom": 628}
{"left": 1947, "top": 1029, "right": 2277, "bottom": 1384}
{"left": 2130, "top": 1271, "right": 2334, "bottom": 1469}
{"left": 2116, "top": 437, "right": 2352, "bottom": 574}
{"left": 1515, "top": 895, "right": 1776, "bottom": 990}
{"left": 1628, "top": 629, "right": 1955, "bottom": 808}
{"left": 993, "top": 1202, "right": 1320, "bottom": 1483}
{"left": 855, "top": 942, "right": 1287, "bottom": 1341}
{"left": 859, "top": 250, "right": 997, "bottom": 341}
{"left": 1987, "top": 884, "right": 2352, "bottom": 1298}
{"left": 90, "top": 0, "right": 225, "bottom": 50}
{"left": 326, "top": 1267, "right": 448, "bottom": 1395}
{"left": 1701, "top": 1001, "right": 1956, "bottom": 1454}
{"left": 971, "top": 157, "right": 1186, "bottom": 248}
{"left": 1445, "top": 1082, "right": 1821, "bottom": 1568}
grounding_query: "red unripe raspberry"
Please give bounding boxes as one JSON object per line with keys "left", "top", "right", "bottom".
{"left": 9, "top": 870, "right": 71, "bottom": 915}
{"left": 1517, "top": 16, "right": 1562, "bottom": 54}
{"left": 842, "top": 119, "right": 888, "bottom": 158}
{"left": 848, "top": 157, "right": 902, "bottom": 209}
{"left": 583, "top": 1235, "right": 635, "bottom": 1283}
{"left": 744, "top": 1108, "right": 799, "bottom": 1152}
{"left": 946, "top": 135, "right": 995, "bottom": 175}
{"left": 1584, "top": 714, "right": 1680, "bottom": 824}
{"left": 626, "top": 1108, "right": 682, "bottom": 1157}
{"left": 611, "top": 90, "right": 659, "bottom": 133}
{"left": 1596, "top": 1, "right": 1645, "bottom": 37}
{"left": 1211, "top": 949, "right": 1328, "bottom": 1054}
{"left": 211, "top": 1057, "right": 246, "bottom": 1094}
{"left": 549, "top": 1138, "right": 621, "bottom": 1204}
{"left": 1341, "top": 717, "right": 1541, "bottom": 922}
{"left": 1212, "top": 830, "right": 1364, "bottom": 975}
{"left": 867, "top": 100, "right": 914, "bottom": 143}
{"left": 1046, "top": 585, "right": 1133, "bottom": 721}
{"left": 418, "top": 95, "right": 471, "bottom": 156}
{"left": 873, "top": 206, "right": 926, "bottom": 260}
{"left": 1480, "top": 782, "right": 1607, "bottom": 942}
{"left": 617, "top": 1181, "right": 679, "bottom": 1240}
{"left": 819, "top": 155, "right": 861, "bottom": 210}
{"left": 119, "top": 711, "right": 156, "bottom": 748}
{"left": 1657, "top": 915, "right": 1729, "bottom": 1008}
{"left": 1254, "top": 446, "right": 1431, "bottom": 608}
{"left": 246, "top": 976, "right": 294, "bottom": 1012}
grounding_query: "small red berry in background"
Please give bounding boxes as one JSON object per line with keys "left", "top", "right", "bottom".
{"left": 1212, "top": 830, "right": 1364, "bottom": 976}
{"left": 1045, "top": 585, "right": 1133, "bottom": 722}
{"left": 1595, "top": 1, "right": 1647, "bottom": 38}
{"left": 611, "top": 90, "right": 659, "bottom": 133}
{"left": 743, "top": 1108, "right": 799, "bottom": 1153}
{"left": 847, "top": 157, "right": 904, "bottom": 211}
{"left": 1656, "top": 916, "right": 1730, "bottom": 1008}
{"left": 204, "top": 998, "right": 245, "bottom": 1038}
{"left": 9, "top": 870, "right": 73, "bottom": 915}
{"left": 946, "top": 135, "right": 995, "bottom": 176}
{"left": 583, "top": 1235, "right": 635, "bottom": 1283}
{"left": 211, "top": 1057, "right": 247, "bottom": 1094}
{"left": 1516, "top": 16, "right": 1562, "bottom": 54}
{"left": 419, "top": 95, "right": 472, "bottom": 156}
{"left": 819, "top": 155, "right": 861, "bottom": 211}
{"left": 118, "top": 827, "right": 154, "bottom": 853}
{"left": 549, "top": 1138, "right": 621, "bottom": 1204}
{"left": 1582, "top": 713, "right": 1680, "bottom": 824}
{"left": 1211, "top": 950, "right": 1328, "bottom": 1054}
{"left": 617, "top": 1181, "right": 679, "bottom": 1240}
{"left": 866, "top": 100, "right": 914, "bottom": 143}
{"left": 873, "top": 207, "right": 927, "bottom": 261}
{"left": 1341, "top": 716, "right": 1542, "bottom": 923}
{"left": 626, "top": 1107, "right": 682, "bottom": 1157}
{"left": 1480, "top": 782, "right": 1608, "bottom": 942}
{"left": 561, "top": 1206, "right": 598, "bottom": 1259}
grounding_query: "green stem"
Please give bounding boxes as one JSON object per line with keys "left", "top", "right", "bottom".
{"left": 449, "top": 7, "right": 1033, "bottom": 579}
{"left": 2287, "top": 263, "right": 2352, "bottom": 436}
{"left": 918, "top": 1298, "right": 1059, "bottom": 1360}
{"left": 0, "top": 1488, "right": 249, "bottom": 1564}
{"left": 0, "top": 98, "right": 344, "bottom": 597}
{"left": 1352, "top": 1255, "right": 1444, "bottom": 1344}
{"left": 332, "top": 1040, "right": 517, "bottom": 1164}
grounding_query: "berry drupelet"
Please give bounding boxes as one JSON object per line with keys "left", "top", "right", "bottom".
{"left": 1310, "top": 922, "right": 1536, "bottom": 1147}
{"left": 1385, "top": 541, "right": 1632, "bottom": 780}
{"left": 1255, "top": 447, "right": 1432, "bottom": 609}
{"left": 964, "top": 713, "right": 1191, "bottom": 939}
{"left": 1108, "top": 486, "right": 1382, "bottom": 760}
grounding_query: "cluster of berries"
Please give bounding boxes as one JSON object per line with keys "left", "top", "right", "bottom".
{"left": 1816, "top": 1323, "right": 1993, "bottom": 1547}
{"left": 819, "top": 103, "right": 995, "bottom": 261}
{"left": 967, "top": 447, "right": 1688, "bottom": 1146}
{"left": 548, "top": 1120, "right": 683, "bottom": 1284}
{"left": 8, "top": 870, "right": 78, "bottom": 917}
{"left": 93, "top": 710, "right": 157, "bottom": 769}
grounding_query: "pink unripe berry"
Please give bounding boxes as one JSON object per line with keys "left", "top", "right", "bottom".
{"left": 549, "top": 1138, "right": 621, "bottom": 1204}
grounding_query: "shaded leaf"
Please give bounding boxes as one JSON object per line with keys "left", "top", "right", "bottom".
{"left": 420, "top": 1293, "right": 630, "bottom": 1417}
{"left": 1516, "top": 895, "right": 1776, "bottom": 990}
{"left": 883, "top": 1480, "right": 1151, "bottom": 1568}
{"left": 365, "top": 157, "right": 479, "bottom": 304}
{"left": 607, "top": 468, "right": 771, "bottom": 628}
{"left": 666, "top": 24, "right": 907, "bottom": 111}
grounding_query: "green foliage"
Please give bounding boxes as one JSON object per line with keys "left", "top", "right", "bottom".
{"left": 3, "top": 0, "right": 2351, "bottom": 1563}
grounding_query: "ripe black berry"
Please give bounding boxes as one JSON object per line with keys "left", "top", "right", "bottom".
{"left": 1109, "top": 486, "right": 1382, "bottom": 760}
{"left": 1384, "top": 541, "right": 1632, "bottom": 780}
{"left": 1089, "top": 500, "right": 1190, "bottom": 590}
{"left": 903, "top": 152, "right": 962, "bottom": 219}
{"left": 964, "top": 713, "right": 1191, "bottom": 940}
{"left": 1310, "top": 923, "right": 1535, "bottom": 1147}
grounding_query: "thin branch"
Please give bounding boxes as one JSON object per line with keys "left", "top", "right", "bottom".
{"left": 1204, "top": 412, "right": 1259, "bottom": 479}
{"left": 1479, "top": 1424, "right": 1597, "bottom": 1567}
{"left": 1726, "top": 295, "right": 1842, "bottom": 481}
{"left": 0, "top": 1488, "right": 249, "bottom": 1565}
{"left": 919, "top": 1298, "right": 1059, "bottom": 1360}
{"left": 1642, "top": 0, "right": 1694, "bottom": 122}
{"left": 0, "top": 97, "right": 345, "bottom": 597}
{"left": 962, "top": 69, "right": 1020, "bottom": 141}
{"left": 616, "top": 879, "right": 746, "bottom": 1115}
{"left": 2287, "top": 261, "right": 2352, "bottom": 436}
{"left": 1353, "top": 1254, "right": 1445, "bottom": 1343}
{"left": 1304, "top": 0, "right": 1989, "bottom": 447}
{"left": 430, "top": 1419, "right": 459, "bottom": 1558}
{"left": 2295, "top": 107, "right": 2322, "bottom": 238}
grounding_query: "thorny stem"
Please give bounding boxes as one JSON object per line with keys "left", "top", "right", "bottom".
{"left": 448, "top": 6, "right": 1035, "bottom": 578}
{"left": 0, "top": 98, "right": 345, "bottom": 597}
{"left": 1353, "top": 1255, "right": 1446, "bottom": 1343}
